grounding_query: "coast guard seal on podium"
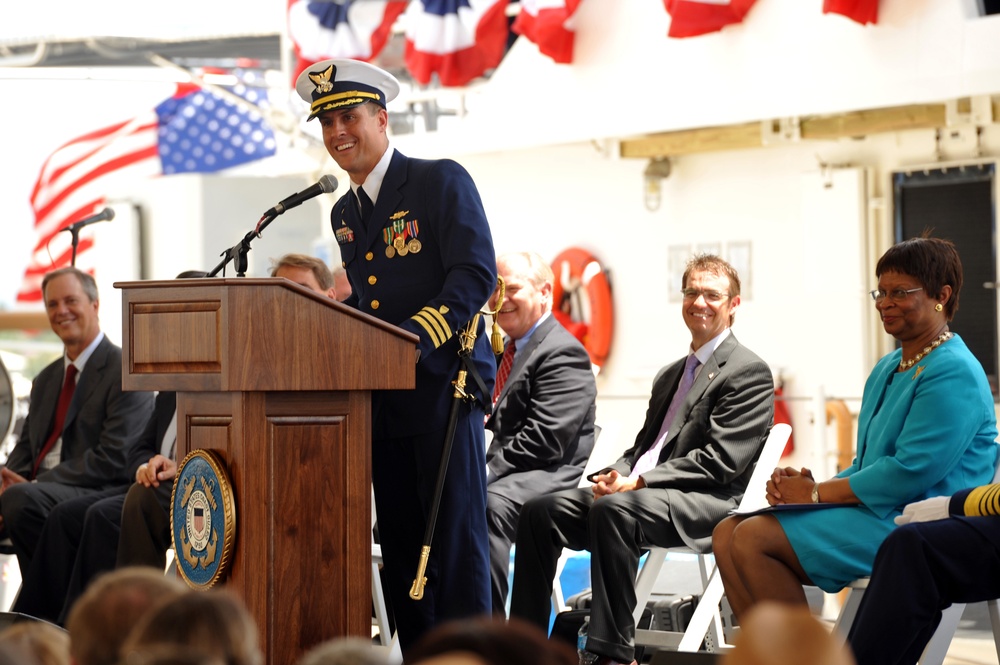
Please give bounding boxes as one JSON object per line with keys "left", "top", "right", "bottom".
{"left": 171, "top": 448, "right": 237, "bottom": 589}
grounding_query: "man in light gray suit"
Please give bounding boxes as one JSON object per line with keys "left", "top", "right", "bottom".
{"left": 486, "top": 252, "right": 597, "bottom": 615}
{"left": 0, "top": 267, "right": 153, "bottom": 575}
{"left": 509, "top": 254, "right": 774, "bottom": 665}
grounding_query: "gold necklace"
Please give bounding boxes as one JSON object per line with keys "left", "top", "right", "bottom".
{"left": 898, "top": 331, "right": 953, "bottom": 371}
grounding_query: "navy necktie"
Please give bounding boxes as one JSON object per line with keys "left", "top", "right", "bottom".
{"left": 357, "top": 186, "right": 374, "bottom": 223}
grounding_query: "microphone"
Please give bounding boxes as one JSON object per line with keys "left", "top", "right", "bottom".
{"left": 61, "top": 207, "right": 115, "bottom": 233}
{"left": 265, "top": 175, "right": 338, "bottom": 217}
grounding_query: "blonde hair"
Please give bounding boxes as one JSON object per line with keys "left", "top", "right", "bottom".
{"left": 67, "top": 567, "right": 188, "bottom": 665}
{"left": 120, "top": 590, "right": 262, "bottom": 665}
{"left": 0, "top": 621, "right": 70, "bottom": 665}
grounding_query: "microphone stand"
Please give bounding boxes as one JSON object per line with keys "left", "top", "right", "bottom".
{"left": 207, "top": 212, "right": 278, "bottom": 277}
{"left": 68, "top": 227, "right": 82, "bottom": 267}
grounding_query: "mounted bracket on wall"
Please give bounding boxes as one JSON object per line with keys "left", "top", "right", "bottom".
{"left": 643, "top": 157, "right": 672, "bottom": 211}
{"left": 760, "top": 117, "right": 801, "bottom": 146}
{"left": 945, "top": 95, "right": 994, "bottom": 127}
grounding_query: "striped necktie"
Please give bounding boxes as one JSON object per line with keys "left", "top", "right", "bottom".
{"left": 492, "top": 340, "right": 517, "bottom": 405}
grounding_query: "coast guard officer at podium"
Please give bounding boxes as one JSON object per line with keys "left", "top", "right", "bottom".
{"left": 296, "top": 58, "right": 497, "bottom": 647}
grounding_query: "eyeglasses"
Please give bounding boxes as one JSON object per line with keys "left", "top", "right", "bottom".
{"left": 869, "top": 287, "right": 923, "bottom": 303}
{"left": 681, "top": 289, "right": 730, "bottom": 303}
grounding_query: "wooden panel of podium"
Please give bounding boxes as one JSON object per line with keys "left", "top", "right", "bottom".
{"left": 117, "top": 278, "right": 417, "bottom": 665}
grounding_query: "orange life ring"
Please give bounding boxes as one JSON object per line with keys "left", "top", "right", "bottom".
{"left": 550, "top": 247, "right": 614, "bottom": 369}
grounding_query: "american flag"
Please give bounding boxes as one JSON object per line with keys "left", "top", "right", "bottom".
{"left": 18, "top": 78, "right": 277, "bottom": 303}
{"left": 287, "top": 0, "right": 408, "bottom": 81}
{"left": 404, "top": 0, "right": 510, "bottom": 87}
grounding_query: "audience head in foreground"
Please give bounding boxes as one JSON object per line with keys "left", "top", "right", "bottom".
{"left": 723, "top": 602, "right": 855, "bottom": 665}
{"left": 119, "top": 589, "right": 262, "bottom": 665}
{"left": 403, "top": 617, "right": 576, "bottom": 665}
{"left": 67, "top": 567, "right": 188, "bottom": 665}
{"left": 296, "top": 637, "right": 390, "bottom": 665}
{"left": 0, "top": 621, "right": 69, "bottom": 665}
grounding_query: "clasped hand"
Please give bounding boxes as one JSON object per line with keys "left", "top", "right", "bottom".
{"left": 766, "top": 466, "right": 816, "bottom": 506}
{"left": 591, "top": 470, "right": 643, "bottom": 500}
{"left": 135, "top": 455, "right": 178, "bottom": 488}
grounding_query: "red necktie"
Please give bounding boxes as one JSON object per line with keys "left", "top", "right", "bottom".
{"left": 492, "top": 340, "right": 517, "bottom": 404}
{"left": 32, "top": 364, "right": 77, "bottom": 479}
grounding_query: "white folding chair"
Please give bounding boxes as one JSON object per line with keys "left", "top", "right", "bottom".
{"left": 0, "top": 538, "right": 20, "bottom": 612}
{"left": 633, "top": 423, "right": 792, "bottom": 653}
{"left": 832, "top": 444, "right": 1000, "bottom": 665}
{"left": 550, "top": 424, "right": 604, "bottom": 615}
{"left": 371, "top": 490, "right": 401, "bottom": 663}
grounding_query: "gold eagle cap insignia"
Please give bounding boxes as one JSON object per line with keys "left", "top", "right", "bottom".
{"left": 309, "top": 64, "right": 335, "bottom": 94}
{"left": 389, "top": 210, "right": 410, "bottom": 220}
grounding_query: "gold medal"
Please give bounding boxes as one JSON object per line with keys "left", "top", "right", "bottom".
{"left": 407, "top": 239, "right": 422, "bottom": 254}
{"left": 393, "top": 236, "right": 406, "bottom": 251}
{"left": 398, "top": 244, "right": 409, "bottom": 257}
{"left": 385, "top": 246, "right": 395, "bottom": 258}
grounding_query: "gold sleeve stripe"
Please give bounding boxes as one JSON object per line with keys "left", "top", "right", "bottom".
{"left": 963, "top": 483, "right": 1000, "bottom": 517}
{"left": 412, "top": 310, "right": 450, "bottom": 349}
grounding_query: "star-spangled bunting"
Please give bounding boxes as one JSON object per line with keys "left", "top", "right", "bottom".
{"left": 404, "top": 0, "right": 511, "bottom": 87}
{"left": 512, "top": 0, "right": 582, "bottom": 64}
{"left": 287, "top": 0, "right": 408, "bottom": 81}
{"left": 18, "top": 78, "right": 276, "bottom": 303}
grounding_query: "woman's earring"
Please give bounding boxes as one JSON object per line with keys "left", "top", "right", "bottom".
{"left": 935, "top": 303, "right": 944, "bottom": 312}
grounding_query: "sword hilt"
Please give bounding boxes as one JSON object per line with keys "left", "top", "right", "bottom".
{"left": 409, "top": 545, "right": 431, "bottom": 600}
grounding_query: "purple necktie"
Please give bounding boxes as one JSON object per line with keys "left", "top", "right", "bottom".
{"left": 630, "top": 354, "right": 700, "bottom": 479}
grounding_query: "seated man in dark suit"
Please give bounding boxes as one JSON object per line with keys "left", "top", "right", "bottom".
{"left": 485, "top": 251, "right": 597, "bottom": 614}
{"left": 509, "top": 254, "right": 774, "bottom": 665}
{"left": 13, "top": 271, "right": 207, "bottom": 624}
{"left": 848, "top": 482, "right": 1000, "bottom": 665}
{"left": 0, "top": 267, "right": 153, "bottom": 577}
{"left": 14, "top": 389, "right": 178, "bottom": 624}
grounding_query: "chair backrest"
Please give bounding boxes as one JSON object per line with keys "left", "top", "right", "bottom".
{"left": 735, "top": 423, "right": 792, "bottom": 513}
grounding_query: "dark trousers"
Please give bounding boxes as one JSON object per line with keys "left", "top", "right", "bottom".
{"left": 116, "top": 482, "right": 173, "bottom": 570}
{"left": 486, "top": 490, "right": 520, "bottom": 614}
{"left": 509, "top": 487, "right": 684, "bottom": 664}
{"left": 0, "top": 481, "right": 100, "bottom": 576}
{"left": 848, "top": 516, "right": 1000, "bottom": 665}
{"left": 372, "top": 411, "right": 491, "bottom": 651}
{"left": 12, "top": 485, "right": 127, "bottom": 624}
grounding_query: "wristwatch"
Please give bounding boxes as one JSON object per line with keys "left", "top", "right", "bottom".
{"left": 811, "top": 484, "right": 820, "bottom": 504}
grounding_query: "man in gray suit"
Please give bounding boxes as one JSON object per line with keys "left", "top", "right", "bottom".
{"left": 0, "top": 267, "right": 153, "bottom": 575}
{"left": 509, "top": 254, "right": 774, "bottom": 665}
{"left": 486, "top": 251, "right": 597, "bottom": 615}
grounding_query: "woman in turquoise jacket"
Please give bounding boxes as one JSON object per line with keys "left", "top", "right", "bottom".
{"left": 712, "top": 235, "right": 998, "bottom": 620}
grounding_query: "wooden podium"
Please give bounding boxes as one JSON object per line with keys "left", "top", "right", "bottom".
{"left": 116, "top": 278, "right": 418, "bottom": 665}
